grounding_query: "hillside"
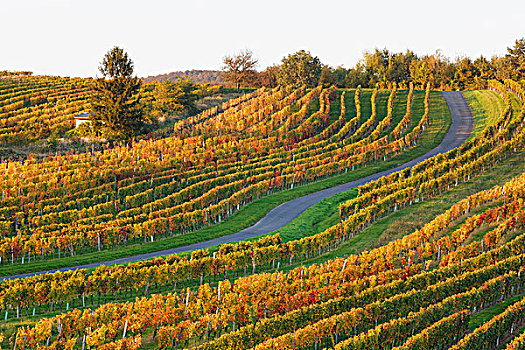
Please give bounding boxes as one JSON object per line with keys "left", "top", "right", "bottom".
{"left": 3, "top": 1, "right": 525, "bottom": 348}
{"left": 0, "top": 80, "right": 524, "bottom": 349}
{"left": 0, "top": 75, "right": 235, "bottom": 158}
{"left": 142, "top": 70, "right": 225, "bottom": 84}
{"left": 0, "top": 75, "right": 92, "bottom": 145}
{"left": 0, "top": 84, "right": 443, "bottom": 275}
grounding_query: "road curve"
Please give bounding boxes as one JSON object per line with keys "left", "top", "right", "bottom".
{"left": 2, "top": 91, "right": 473, "bottom": 280}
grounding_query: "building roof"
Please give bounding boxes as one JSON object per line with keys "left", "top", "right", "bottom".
{"left": 75, "top": 112, "right": 93, "bottom": 120}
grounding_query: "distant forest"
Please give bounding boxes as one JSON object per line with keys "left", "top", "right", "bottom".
{"left": 142, "top": 70, "right": 224, "bottom": 84}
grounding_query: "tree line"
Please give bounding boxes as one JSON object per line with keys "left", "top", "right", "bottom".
{"left": 223, "top": 38, "right": 525, "bottom": 90}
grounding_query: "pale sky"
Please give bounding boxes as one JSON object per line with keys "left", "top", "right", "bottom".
{"left": 1, "top": 0, "right": 524, "bottom": 78}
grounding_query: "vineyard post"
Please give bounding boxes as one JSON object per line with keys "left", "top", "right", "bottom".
{"left": 123, "top": 319, "right": 128, "bottom": 339}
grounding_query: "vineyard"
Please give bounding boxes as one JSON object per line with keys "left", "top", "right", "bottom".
{"left": 0, "top": 73, "right": 524, "bottom": 349}
{"left": 0, "top": 80, "right": 440, "bottom": 270}
{"left": 0, "top": 76, "right": 92, "bottom": 146}
{"left": 0, "top": 75, "right": 233, "bottom": 155}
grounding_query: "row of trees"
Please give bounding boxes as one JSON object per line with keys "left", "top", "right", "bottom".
{"left": 223, "top": 38, "right": 525, "bottom": 90}
{"left": 222, "top": 50, "right": 323, "bottom": 89}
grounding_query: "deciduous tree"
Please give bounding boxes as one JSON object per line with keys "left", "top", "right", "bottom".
{"left": 256, "top": 65, "right": 280, "bottom": 88}
{"left": 222, "top": 49, "right": 259, "bottom": 90}
{"left": 506, "top": 38, "right": 525, "bottom": 80}
{"left": 277, "top": 50, "right": 323, "bottom": 88}
{"left": 152, "top": 79, "right": 198, "bottom": 119}
{"left": 319, "top": 66, "right": 333, "bottom": 87}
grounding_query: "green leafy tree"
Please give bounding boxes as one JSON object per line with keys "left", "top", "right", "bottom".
{"left": 348, "top": 48, "right": 467, "bottom": 88}
{"left": 495, "top": 55, "right": 513, "bottom": 80}
{"left": 331, "top": 66, "right": 348, "bottom": 88}
{"left": 409, "top": 51, "right": 454, "bottom": 89}
{"left": 387, "top": 50, "right": 417, "bottom": 85}
{"left": 90, "top": 46, "right": 143, "bottom": 140}
{"left": 453, "top": 57, "right": 479, "bottom": 89}
{"left": 152, "top": 80, "right": 184, "bottom": 119}
{"left": 362, "top": 48, "right": 390, "bottom": 86}
{"left": 345, "top": 65, "right": 367, "bottom": 88}
{"left": 473, "top": 56, "right": 495, "bottom": 82}
{"left": 506, "top": 38, "right": 525, "bottom": 80}
{"left": 409, "top": 59, "right": 434, "bottom": 87}
{"left": 152, "top": 79, "right": 199, "bottom": 119}
{"left": 319, "top": 66, "right": 333, "bottom": 87}
{"left": 357, "top": 49, "right": 416, "bottom": 87}
{"left": 277, "top": 50, "right": 322, "bottom": 88}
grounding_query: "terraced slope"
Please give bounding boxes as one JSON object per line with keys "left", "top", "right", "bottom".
{"left": 0, "top": 84, "right": 437, "bottom": 276}
{"left": 1, "top": 90, "right": 470, "bottom": 280}
{"left": 4, "top": 79, "right": 524, "bottom": 350}
{"left": 0, "top": 75, "right": 92, "bottom": 145}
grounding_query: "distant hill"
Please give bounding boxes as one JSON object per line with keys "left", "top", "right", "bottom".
{"left": 142, "top": 70, "right": 225, "bottom": 84}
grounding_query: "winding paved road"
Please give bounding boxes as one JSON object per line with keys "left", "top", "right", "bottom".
{"left": 2, "top": 91, "right": 474, "bottom": 280}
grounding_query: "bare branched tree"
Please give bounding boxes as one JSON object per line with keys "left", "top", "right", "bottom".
{"left": 222, "top": 49, "right": 258, "bottom": 90}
